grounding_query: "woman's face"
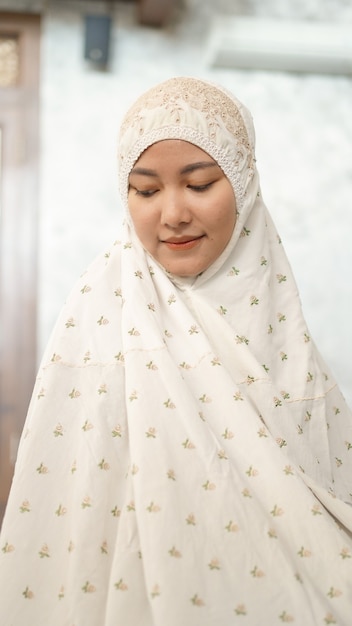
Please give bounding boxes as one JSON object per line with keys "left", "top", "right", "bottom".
{"left": 128, "top": 140, "right": 237, "bottom": 277}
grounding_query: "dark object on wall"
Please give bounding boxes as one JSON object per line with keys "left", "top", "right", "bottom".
{"left": 138, "top": 0, "right": 175, "bottom": 27}
{"left": 84, "top": 14, "right": 111, "bottom": 66}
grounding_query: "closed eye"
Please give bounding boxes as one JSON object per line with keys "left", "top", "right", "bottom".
{"left": 129, "top": 185, "right": 158, "bottom": 198}
{"left": 187, "top": 182, "right": 214, "bottom": 192}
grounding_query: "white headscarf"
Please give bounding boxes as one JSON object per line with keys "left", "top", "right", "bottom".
{"left": 1, "top": 76, "right": 351, "bottom": 626}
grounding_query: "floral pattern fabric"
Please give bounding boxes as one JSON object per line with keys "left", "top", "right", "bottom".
{"left": 1, "top": 77, "right": 352, "bottom": 625}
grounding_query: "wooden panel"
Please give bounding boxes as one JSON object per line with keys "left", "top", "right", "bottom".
{"left": 0, "top": 12, "right": 40, "bottom": 523}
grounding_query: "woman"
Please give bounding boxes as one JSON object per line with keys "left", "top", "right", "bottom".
{"left": 1, "top": 76, "right": 351, "bottom": 625}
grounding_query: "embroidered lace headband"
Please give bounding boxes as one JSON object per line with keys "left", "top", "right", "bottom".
{"left": 117, "top": 76, "right": 256, "bottom": 214}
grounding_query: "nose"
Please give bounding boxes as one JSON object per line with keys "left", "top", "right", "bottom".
{"left": 160, "top": 189, "right": 192, "bottom": 228}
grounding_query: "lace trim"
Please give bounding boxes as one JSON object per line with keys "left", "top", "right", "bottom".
{"left": 119, "top": 125, "right": 245, "bottom": 212}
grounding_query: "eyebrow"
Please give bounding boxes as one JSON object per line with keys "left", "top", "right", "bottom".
{"left": 129, "top": 161, "right": 218, "bottom": 178}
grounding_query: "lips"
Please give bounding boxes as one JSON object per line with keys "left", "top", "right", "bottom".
{"left": 162, "top": 235, "right": 204, "bottom": 251}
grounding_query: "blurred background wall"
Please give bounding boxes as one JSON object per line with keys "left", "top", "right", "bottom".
{"left": 0, "top": 0, "right": 352, "bottom": 513}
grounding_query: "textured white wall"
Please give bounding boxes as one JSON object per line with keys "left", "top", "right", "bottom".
{"left": 36, "top": 1, "right": 352, "bottom": 405}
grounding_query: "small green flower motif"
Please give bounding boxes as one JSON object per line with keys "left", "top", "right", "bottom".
{"left": 242, "top": 488, "right": 252, "bottom": 498}
{"left": 69, "top": 388, "right": 81, "bottom": 399}
{"left": 268, "top": 324, "right": 273, "bottom": 334}
{"left": 280, "top": 352, "right": 288, "bottom": 361}
{"left": 246, "top": 375, "right": 255, "bottom": 385}
{"left": 235, "top": 334, "right": 249, "bottom": 345}
{"left": 335, "top": 457, "right": 342, "bottom": 467}
{"left": 182, "top": 438, "right": 195, "bottom": 449}
{"left": 19, "top": 500, "right": 31, "bottom": 513}
{"left": 188, "top": 324, "right": 199, "bottom": 334}
{"left": 250, "top": 295, "right": 259, "bottom": 306}
{"left": 199, "top": 394, "right": 211, "bottom": 403}
{"left": 100, "top": 541, "right": 108, "bottom": 554}
{"left": 126, "top": 501, "right": 135, "bottom": 512}
{"left": 55, "top": 504, "right": 67, "bottom": 516}
{"left": 146, "top": 427, "right": 157, "bottom": 438}
{"left": 276, "top": 274, "right": 287, "bottom": 283}
{"left": 169, "top": 546, "right": 182, "bottom": 558}
{"left": 123, "top": 241, "right": 132, "bottom": 249}
{"left": 98, "top": 458, "right": 110, "bottom": 470}
{"left": 51, "top": 353, "right": 62, "bottom": 362}
{"left": 83, "top": 351, "right": 91, "bottom": 363}
{"left": 164, "top": 329, "right": 172, "bottom": 338}
{"left": 134, "top": 270, "right": 143, "bottom": 279}
{"left": 53, "top": 423, "right": 63, "bottom": 437}
{"left": 191, "top": 593, "right": 205, "bottom": 606}
{"left": 37, "top": 387, "right": 45, "bottom": 399}
{"left": 268, "top": 528, "right": 278, "bottom": 539}
{"left": 297, "top": 424, "right": 303, "bottom": 435}
{"left": 112, "top": 424, "right": 122, "bottom": 437}
{"left": 168, "top": 293, "right": 176, "bottom": 305}
{"left": 271, "top": 504, "right": 284, "bottom": 517}
{"left": 274, "top": 397, "right": 282, "bottom": 407}
{"left": 262, "top": 363, "right": 269, "bottom": 372}
{"left": 81, "top": 497, "right": 92, "bottom": 509}
{"left": 283, "top": 465, "right": 294, "bottom": 476}
{"left": 82, "top": 581, "right": 96, "bottom": 593}
{"left": 228, "top": 266, "right": 240, "bottom": 276}
{"left": 333, "top": 406, "right": 341, "bottom": 415}
{"left": 129, "top": 390, "right": 138, "bottom": 401}
{"left": 311, "top": 504, "right": 322, "bottom": 516}
{"left": 97, "top": 315, "right": 109, "bottom": 326}
{"left": 233, "top": 391, "right": 244, "bottom": 401}
{"left": 304, "top": 332, "right": 310, "bottom": 342}
{"left": 146, "top": 361, "right": 158, "bottom": 370}
{"left": 222, "top": 428, "right": 234, "bottom": 440}
{"left": 250, "top": 565, "right": 265, "bottom": 578}
{"left": 80, "top": 284, "right": 91, "bottom": 294}
{"left": 148, "top": 265, "right": 155, "bottom": 276}
{"left": 279, "top": 611, "right": 294, "bottom": 622}
{"left": 147, "top": 302, "right": 156, "bottom": 311}
{"left": 225, "top": 520, "right": 239, "bottom": 533}
{"left": 246, "top": 465, "right": 259, "bottom": 477}
{"left": 164, "top": 398, "right": 176, "bottom": 409}
{"left": 208, "top": 558, "right": 221, "bottom": 570}
{"left": 111, "top": 506, "right": 121, "bottom": 517}
{"left": 82, "top": 419, "right": 94, "bottom": 431}
{"left": 306, "top": 371, "right": 313, "bottom": 382}
{"left": 211, "top": 357, "right": 221, "bottom": 366}
{"left": 151, "top": 584, "right": 160, "bottom": 598}
{"left": 260, "top": 256, "right": 267, "bottom": 266}
{"left": 2, "top": 541, "right": 15, "bottom": 553}
{"left": 241, "top": 227, "right": 251, "bottom": 237}
{"left": 98, "top": 384, "right": 107, "bottom": 394}
{"left": 114, "top": 287, "right": 123, "bottom": 298}
{"left": 340, "top": 547, "right": 351, "bottom": 559}
{"left": 65, "top": 317, "right": 75, "bottom": 328}
{"left": 186, "top": 513, "right": 196, "bottom": 525}
{"left": 128, "top": 327, "right": 140, "bottom": 336}
{"left": 22, "top": 586, "right": 34, "bottom": 599}
{"left": 258, "top": 426, "right": 268, "bottom": 438}
{"left": 146, "top": 501, "right": 161, "bottom": 513}
{"left": 218, "top": 305, "right": 227, "bottom": 315}
{"left": 297, "top": 546, "right": 312, "bottom": 558}
{"left": 217, "top": 449, "right": 228, "bottom": 460}
{"left": 234, "top": 604, "right": 247, "bottom": 615}
{"left": 345, "top": 441, "right": 352, "bottom": 450}
{"left": 276, "top": 438, "right": 287, "bottom": 448}
{"left": 58, "top": 586, "right": 65, "bottom": 600}
{"left": 115, "top": 351, "right": 125, "bottom": 363}
{"left": 36, "top": 462, "right": 49, "bottom": 474}
{"left": 167, "top": 469, "right": 176, "bottom": 481}
{"left": 202, "top": 480, "right": 216, "bottom": 491}
{"left": 277, "top": 313, "right": 286, "bottom": 323}
{"left": 179, "top": 361, "right": 191, "bottom": 369}
{"left": 39, "top": 544, "right": 50, "bottom": 558}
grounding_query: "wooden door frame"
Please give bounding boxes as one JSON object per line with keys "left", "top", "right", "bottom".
{"left": 0, "top": 12, "right": 40, "bottom": 522}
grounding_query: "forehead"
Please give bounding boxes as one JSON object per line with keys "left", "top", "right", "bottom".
{"left": 132, "top": 139, "right": 216, "bottom": 168}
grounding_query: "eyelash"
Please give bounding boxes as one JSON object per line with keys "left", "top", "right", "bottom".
{"left": 130, "top": 181, "right": 214, "bottom": 197}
